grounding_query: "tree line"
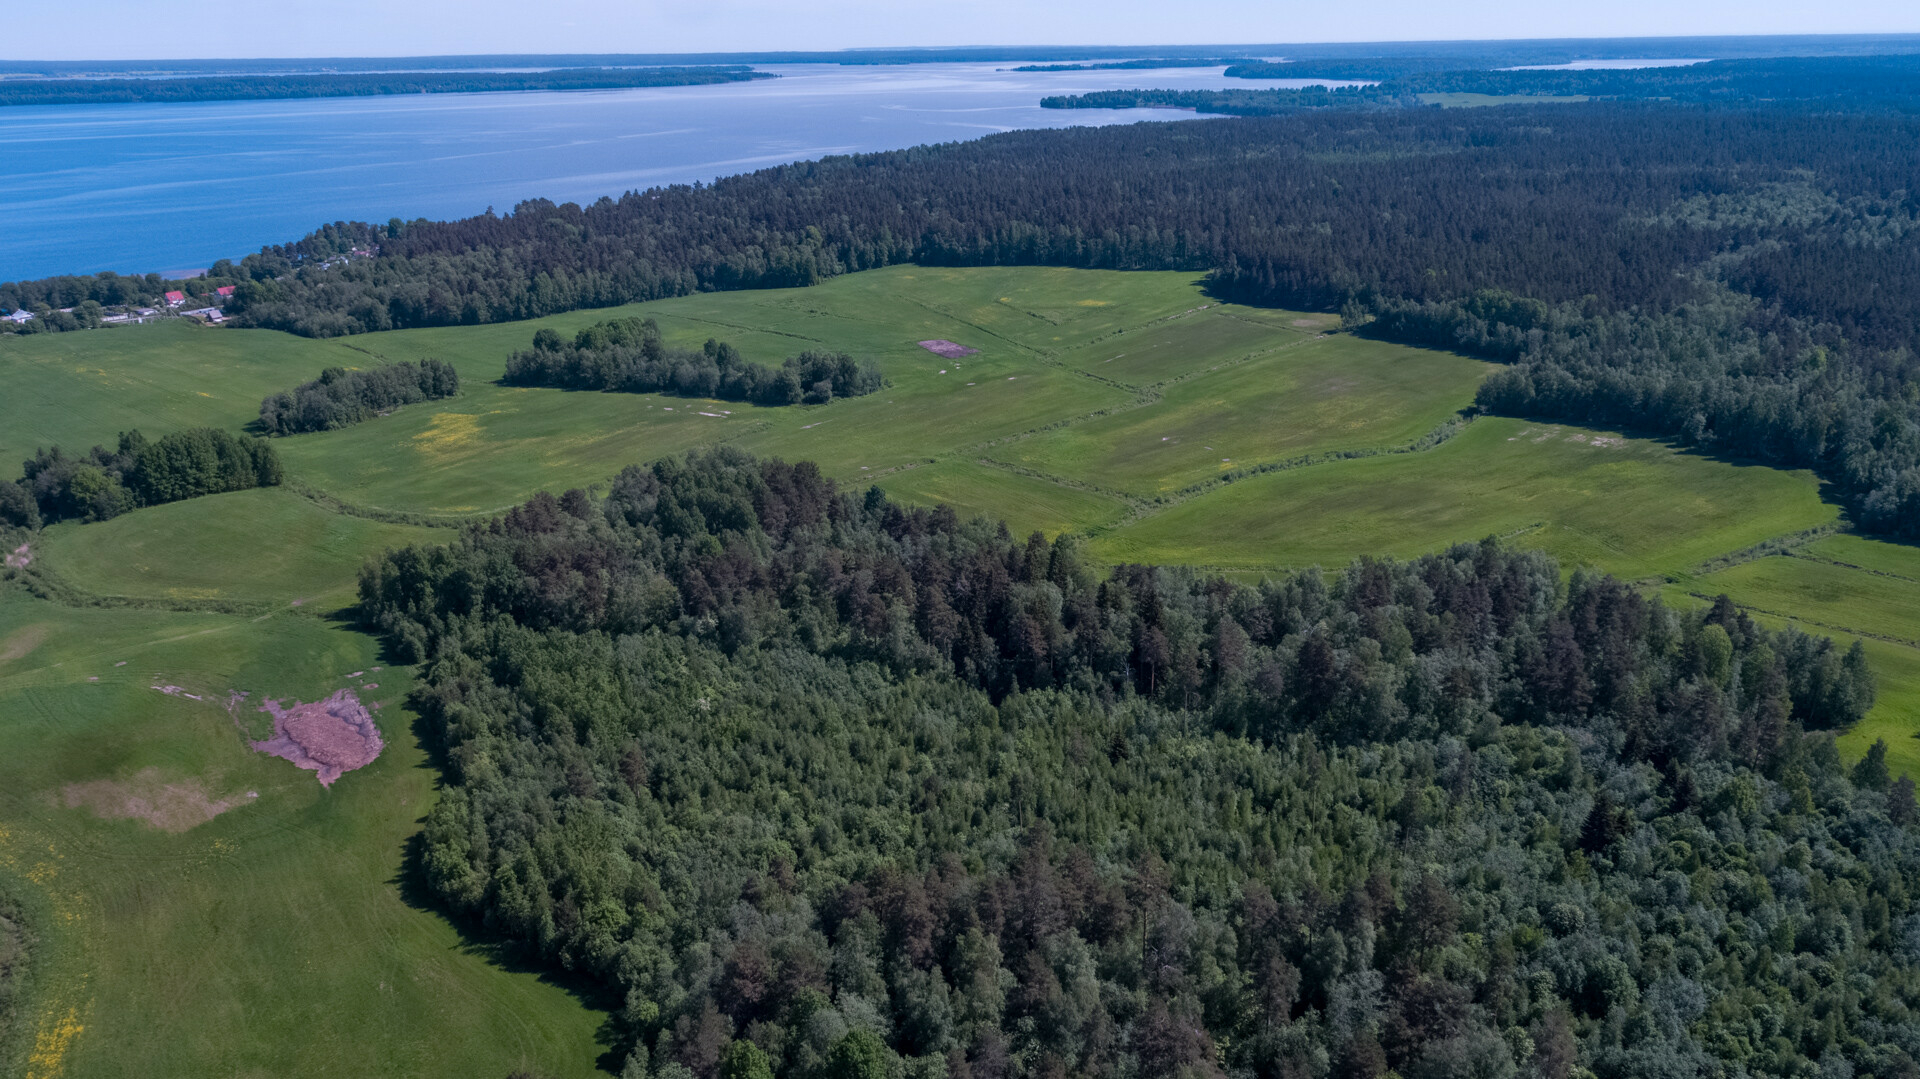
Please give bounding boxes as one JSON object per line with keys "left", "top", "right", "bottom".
{"left": 0, "top": 67, "right": 771, "bottom": 108}
{"left": 358, "top": 449, "right": 1906, "bottom": 1079}
{"left": 503, "top": 317, "right": 883, "bottom": 406}
{"left": 258, "top": 358, "right": 459, "bottom": 435}
{"left": 10, "top": 97, "right": 1920, "bottom": 538}
{"left": 0, "top": 428, "right": 281, "bottom": 528}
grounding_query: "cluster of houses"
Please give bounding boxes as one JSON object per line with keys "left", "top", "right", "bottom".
{"left": 4, "top": 282, "right": 237, "bottom": 328}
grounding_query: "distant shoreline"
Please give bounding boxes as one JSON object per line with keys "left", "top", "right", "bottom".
{"left": 0, "top": 67, "right": 773, "bottom": 107}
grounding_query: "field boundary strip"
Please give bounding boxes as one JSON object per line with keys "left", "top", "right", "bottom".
{"left": 1686, "top": 521, "right": 1845, "bottom": 578}
{"left": 1688, "top": 590, "right": 1920, "bottom": 651}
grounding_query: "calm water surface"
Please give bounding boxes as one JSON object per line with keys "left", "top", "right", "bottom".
{"left": 0, "top": 63, "right": 1346, "bottom": 281}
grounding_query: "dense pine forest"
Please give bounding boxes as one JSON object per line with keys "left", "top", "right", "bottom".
{"left": 503, "top": 317, "right": 884, "bottom": 406}
{"left": 359, "top": 450, "right": 1904, "bottom": 1079}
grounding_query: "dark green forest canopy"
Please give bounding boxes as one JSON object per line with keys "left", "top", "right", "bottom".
{"left": 1219, "top": 52, "right": 1920, "bottom": 96}
{"left": 1047, "top": 55, "right": 1920, "bottom": 116}
{"left": 502, "top": 317, "right": 883, "bottom": 406}
{"left": 0, "top": 67, "right": 771, "bottom": 107}
{"left": 358, "top": 449, "right": 1908, "bottom": 1079}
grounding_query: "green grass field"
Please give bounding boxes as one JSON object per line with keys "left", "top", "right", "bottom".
{"left": 0, "top": 320, "right": 360, "bottom": 467}
{"left": 1090, "top": 418, "right": 1838, "bottom": 580}
{"left": 0, "top": 589, "right": 605, "bottom": 1079}
{"left": 991, "top": 334, "right": 1490, "bottom": 495}
{"left": 259, "top": 267, "right": 1248, "bottom": 514}
{"left": 6, "top": 262, "right": 1920, "bottom": 1073}
{"left": 1690, "top": 552, "right": 1920, "bottom": 647}
{"left": 873, "top": 460, "right": 1132, "bottom": 539}
{"left": 31, "top": 488, "right": 444, "bottom": 609}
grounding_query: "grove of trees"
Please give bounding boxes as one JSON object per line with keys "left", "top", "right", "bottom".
{"left": 3, "top": 428, "right": 281, "bottom": 527}
{"left": 258, "top": 358, "right": 459, "bottom": 435}
{"left": 503, "top": 317, "right": 883, "bottom": 406}
{"left": 358, "top": 450, "right": 1907, "bottom": 1079}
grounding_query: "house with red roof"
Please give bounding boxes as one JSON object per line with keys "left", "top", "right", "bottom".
{"left": 215, "top": 285, "right": 235, "bottom": 299}
{"left": 164, "top": 290, "right": 186, "bottom": 306}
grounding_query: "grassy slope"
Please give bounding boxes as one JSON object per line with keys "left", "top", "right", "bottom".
{"left": 269, "top": 267, "right": 1232, "bottom": 514}
{"left": 31, "top": 487, "right": 444, "bottom": 608}
{"left": 0, "top": 587, "right": 607, "bottom": 1079}
{"left": 0, "top": 320, "right": 358, "bottom": 466}
{"left": 873, "top": 461, "right": 1131, "bottom": 539}
{"left": 1091, "top": 418, "right": 1837, "bottom": 580}
{"left": 992, "top": 333, "right": 1490, "bottom": 496}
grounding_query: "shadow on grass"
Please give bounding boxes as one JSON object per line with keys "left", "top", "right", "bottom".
{"left": 327, "top": 605, "right": 630, "bottom": 1075}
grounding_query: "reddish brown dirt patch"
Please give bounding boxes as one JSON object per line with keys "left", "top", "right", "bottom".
{"left": 3, "top": 543, "right": 28, "bottom": 569}
{"left": 917, "top": 339, "right": 979, "bottom": 358}
{"left": 62, "top": 767, "right": 249, "bottom": 832}
{"left": 252, "top": 689, "right": 383, "bottom": 787}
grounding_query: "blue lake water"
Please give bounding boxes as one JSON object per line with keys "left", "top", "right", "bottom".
{"left": 0, "top": 63, "right": 1340, "bottom": 282}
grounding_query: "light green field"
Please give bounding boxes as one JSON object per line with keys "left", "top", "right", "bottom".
{"left": 1091, "top": 418, "right": 1838, "bottom": 580}
{"left": 0, "top": 589, "right": 605, "bottom": 1079}
{"left": 31, "top": 487, "right": 444, "bottom": 608}
{"left": 0, "top": 320, "right": 361, "bottom": 466}
{"left": 1690, "top": 552, "right": 1920, "bottom": 647}
{"left": 1837, "top": 639, "right": 1920, "bottom": 778}
{"left": 1799, "top": 533, "right": 1920, "bottom": 580}
{"left": 265, "top": 267, "right": 1258, "bottom": 514}
{"left": 1049, "top": 305, "right": 1314, "bottom": 385}
{"left": 873, "top": 461, "right": 1131, "bottom": 539}
{"left": 992, "top": 335, "right": 1491, "bottom": 495}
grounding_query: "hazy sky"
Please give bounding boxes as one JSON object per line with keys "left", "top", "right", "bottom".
{"left": 8, "top": 0, "right": 1920, "bottom": 60}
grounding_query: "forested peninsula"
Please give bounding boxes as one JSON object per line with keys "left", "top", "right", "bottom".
{"left": 0, "top": 66, "right": 770, "bottom": 107}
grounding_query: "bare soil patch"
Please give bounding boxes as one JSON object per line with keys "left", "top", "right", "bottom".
{"left": 0, "top": 623, "right": 49, "bottom": 663}
{"left": 251, "top": 689, "right": 383, "bottom": 787}
{"left": 62, "top": 767, "right": 251, "bottom": 832}
{"left": 918, "top": 339, "right": 979, "bottom": 359}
